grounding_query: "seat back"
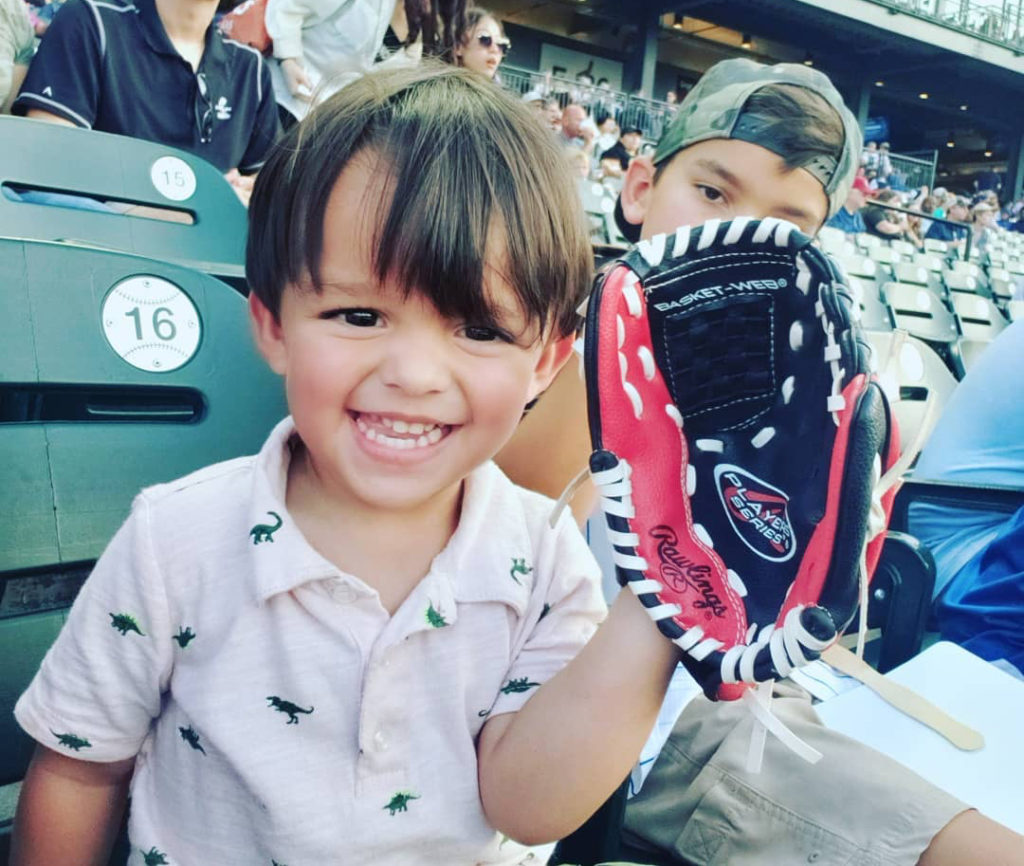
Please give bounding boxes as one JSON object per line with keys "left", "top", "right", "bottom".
{"left": 883, "top": 282, "right": 961, "bottom": 347}
{"left": 951, "top": 293, "right": 1009, "bottom": 343}
{"left": 0, "top": 118, "right": 248, "bottom": 284}
{"left": 867, "top": 331, "right": 957, "bottom": 451}
{"left": 1, "top": 238, "right": 287, "bottom": 575}
{"left": 846, "top": 275, "right": 894, "bottom": 331}
{"left": 893, "top": 262, "right": 930, "bottom": 287}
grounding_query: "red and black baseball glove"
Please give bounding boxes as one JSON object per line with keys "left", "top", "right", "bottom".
{"left": 585, "top": 217, "right": 899, "bottom": 700}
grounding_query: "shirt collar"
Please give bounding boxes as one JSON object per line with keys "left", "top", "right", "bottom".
{"left": 246, "top": 417, "right": 338, "bottom": 603}
{"left": 246, "top": 418, "right": 537, "bottom": 617}
{"left": 134, "top": 0, "right": 229, "bottom": 70}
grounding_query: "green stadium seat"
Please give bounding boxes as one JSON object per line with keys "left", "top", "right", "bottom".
{"left": 1, "top": 238, "right": 287, "bottom": 574}
{"left": 0, "top": 118, "right": 248, "bottom": 288}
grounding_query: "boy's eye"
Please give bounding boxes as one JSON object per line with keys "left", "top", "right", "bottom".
{"left": 463, "top": 324, "right": 512, "bottom": 343}
{"left": 697, "top": 185, "right": 724, "bottom": 203}
{"left": 328, "top": 309, "right": 380, "bottom": 327}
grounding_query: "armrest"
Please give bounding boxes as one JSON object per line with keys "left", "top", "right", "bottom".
{"left": 891, "top": 477, "right": 1024, "bottom": 532}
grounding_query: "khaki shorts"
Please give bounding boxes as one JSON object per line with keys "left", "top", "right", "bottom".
{"left": 620, "top": 682, "right": 968, "bottom": 866}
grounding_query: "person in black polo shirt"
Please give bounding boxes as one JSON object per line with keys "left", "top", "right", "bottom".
{"left": 13, "top": 0, "right": 279, "bottom": 204}
{"left": 598, "top": 125, "right": 642, "bottom": 179}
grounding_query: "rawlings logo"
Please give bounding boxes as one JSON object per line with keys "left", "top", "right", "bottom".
{"left": 714, "top": 465, "right": 795, "bottom": 562}
{"left": 652, "top": 279, "right": 785, "bottom": 312}
{"left": 649, "top": 526, "right": 727, "bottom": 618}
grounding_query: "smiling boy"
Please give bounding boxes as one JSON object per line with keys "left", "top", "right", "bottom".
{"left": 11, "top": 66, "right": 681, "bottom": 865}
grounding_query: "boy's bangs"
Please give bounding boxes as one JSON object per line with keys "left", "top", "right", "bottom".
{"left": 366, "top": 133, "right": 515, "bottom": 335}
{"left": 248, "top": 65, "right": 591, "bottom": 337}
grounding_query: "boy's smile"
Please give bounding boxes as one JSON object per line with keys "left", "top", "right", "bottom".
{"left": 250, "top": 155, "right": 569, "bottom": 521}
{"left": 622, "top": 138, "right": 829, "bottom": 239}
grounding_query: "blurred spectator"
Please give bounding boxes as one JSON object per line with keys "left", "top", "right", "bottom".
{"left": 826, "top": 174, "right": 871, "bottom": 235}
{"left": 267, "top": 0, "right": 426, "bottom": 124}
{"left": 559, "top": 102, "right": 595, "bottom": 156}
{"left": 863, "top": 188, "right": 915, "bottom": 243}
{"left": 972, "top": 201, "right": 997, "bottom": 252}
{"left": 543, "top": 97, "right": 561, "bottom": 132}
{"left": 594, "top": 115, "right": 619, "bottom": 157}
{"left": 665, "top": 89, "right": 678, "bottom": 105}
{"left": 453, "top": 7, "right": 507, "bottom": 81}
{"left": 877, "top": 140, "right": 894, "bottom": 181}
{"left": 925, "top": 195, "right": 970, "bottom": 252}
{"left": 521, "top": 88, "right": 546, "bottom": 116}
{"left": 565, "top": 146, "right": 590, "bottom": 180}
{"left": 598, "top": 124, "right": 641, "bottom": 179}
{"left": 13, "top": 0, "right": 280, "bottom": 203}
{"left": 861, "top": 139, "right": 879, "bottom": 172}
{"left": 24, "top": 0, "right": 63, "bottom": 36}
{"left": 0, "top": 0, "right": 33, "bottom": 111}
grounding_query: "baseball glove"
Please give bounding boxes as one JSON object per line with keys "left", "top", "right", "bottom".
{"left": 584, "top": 217, "right": 899, "bottom": 700}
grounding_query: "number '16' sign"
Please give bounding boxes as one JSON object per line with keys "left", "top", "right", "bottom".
{"left": 101, "top": 276, "right": 202, "bottom": 373}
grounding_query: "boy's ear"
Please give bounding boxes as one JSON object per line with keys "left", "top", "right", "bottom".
{"left": 527, "top": 334, "right": 576, "bottom": 403}
{"left": 248, "top": 292, "right": 288, "bottom": 376}
{"left": 621, "top": 154, "right": 656, "bottom": 230}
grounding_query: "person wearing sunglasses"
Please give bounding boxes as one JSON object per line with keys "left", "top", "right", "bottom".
{"left": 453, "top": 8, "right": 509, "bottom": 80}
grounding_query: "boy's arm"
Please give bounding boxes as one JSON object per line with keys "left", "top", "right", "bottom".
{"left": 477, "top": 588, "right": 679, "bottom": 845}
{"left": 10, "top": 745, "right": 134, "bottom": 866}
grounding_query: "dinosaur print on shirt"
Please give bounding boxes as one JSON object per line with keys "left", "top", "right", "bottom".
{"left": 383, "top": 792, "right": 420, "bottom": 815}
{"left": 52, "top": 730, "right": 91, "bottom": 751}
{"left": 172, "top": 626, "right": 196, "bottom": 648}
{"left": 250, "top": 511, "right": 283, "bottom": 544}
{"left": 509, "top": 558, "right": 533, "bottom": 584}
{"left": 266, "top": 696, "right": 314, "bottom": 724}
{"left": 109, "top": 612, "right": 145, "bottom": 636}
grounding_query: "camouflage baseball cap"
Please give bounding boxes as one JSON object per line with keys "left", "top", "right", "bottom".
{"left": 654, "top": 58, "right": 862, "bottom": 221}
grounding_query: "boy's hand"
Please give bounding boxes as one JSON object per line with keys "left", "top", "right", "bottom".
{"left": 280, "top": 57, "right": 312, "bottom": 101}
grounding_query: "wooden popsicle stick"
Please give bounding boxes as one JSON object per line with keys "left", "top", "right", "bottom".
{"left": 821, "top": 644, "right": 985, "bottom": 752}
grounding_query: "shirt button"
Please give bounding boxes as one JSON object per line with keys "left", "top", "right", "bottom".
{"left": 373, "top": 729, "right": 388, "bottom": 751}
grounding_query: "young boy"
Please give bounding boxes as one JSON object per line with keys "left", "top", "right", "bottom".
{"left": 501, "top": 58, "right": 1024, "bottom": 865}
{"left": 10, "top": 65, "right": 681, "bottom": 865}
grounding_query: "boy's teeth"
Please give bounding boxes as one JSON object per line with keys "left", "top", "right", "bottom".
{"left": 356, "top": 415, "right": 446, "bottom": 450}
{"left": 378, "top": 416, "right": 437, "bottom": 434}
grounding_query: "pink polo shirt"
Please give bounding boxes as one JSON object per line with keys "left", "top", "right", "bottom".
{"left": 16, "top": 417, "right": 605, "bottom": 865}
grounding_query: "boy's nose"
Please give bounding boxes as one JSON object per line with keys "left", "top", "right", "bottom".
{"left": 378, "top": 334, "right": 452, "bottom": 395}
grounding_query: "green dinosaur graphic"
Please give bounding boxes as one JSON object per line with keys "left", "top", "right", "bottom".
{"left": 509, "top": 558, "right": 533, "bottom": 584}
{"left": 425, "top": 602, "right": 448, "bottom": 628}
{"left": 500, "top": 677, "right": 540, "bottom": 695}
{"left": 267, "top": 696, "right": 314, "bottom": 724}
{"left": 540, "top": 602, "right": 551, "bottom": 620}
{"left": 109, "top": 612, "right": 144, "bottom": 636}
{"left": 250, "top": 511, "right": 283, "bottom": 544}
{"left": 178, "top": 725, "right": 206, "bottom": 755}
{"left": 142, "top": 847, "right": 168, "bottom": 865}
{"left": 172, "top": 626, "right": 196, "bottom": 648}
{"left": 383, "top": 791, "right": 420, "bottom": 815}
{"left": 51, "top": 730, "right": 91, "bottom": 751}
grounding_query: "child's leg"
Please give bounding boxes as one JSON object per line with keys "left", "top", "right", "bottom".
{"left": 621, "top": 681, "right": 993, "bottom": 866}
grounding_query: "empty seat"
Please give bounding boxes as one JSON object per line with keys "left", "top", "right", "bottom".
{"left": 893, "top": 262, "right": 930, "bottom": 286}
{"left": 951, "top": 293, "right": 1009, "bottom": 343}
{"left": 1007, "top": 300, "right": 1024, "bottom": 322}
{"left": 0, "top": 117, "right": 248, "bottom": 287}
{"left": 923, "top": 238, "right": 949, "bottom": 255}
{"left": 846, "top": 275, "right": 894, "bottom": 331}
{"left": 884, "top": 281, "right": 963, "bottom": 377}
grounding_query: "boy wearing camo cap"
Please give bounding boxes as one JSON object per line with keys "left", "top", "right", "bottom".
{"left": 500, "top": 57, "right": 1024, "bottom": 866}
{"left": 614, "top": 58, "right": 1024, "bottom": 866}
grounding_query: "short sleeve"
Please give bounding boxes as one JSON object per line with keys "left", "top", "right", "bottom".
{"left": 14, "top": 494, "right": 175, "bottom": 762}
{"left": 12, "top": 0, "right": 102, "bottom": 127}
{"left": 238, "top": 57, "right": 280, "bottom": 173}
{"left": 488, "top": 513, "right": 606, "bottom": 718}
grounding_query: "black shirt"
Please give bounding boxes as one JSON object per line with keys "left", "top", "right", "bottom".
{"left": 14, "top": 0, "right": 279, "bottom": 173}
{"left": 863, "top": 204, "right": 900, "bottom": 239}
{"left": 600, "top": 141, "right": 633, "bottom": 172}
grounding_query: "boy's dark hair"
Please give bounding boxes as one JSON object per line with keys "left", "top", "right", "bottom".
{"left": 247, "top": 64, "right": 591, "bottom": 339}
